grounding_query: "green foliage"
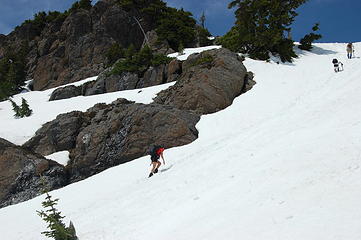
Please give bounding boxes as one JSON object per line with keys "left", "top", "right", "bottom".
{"left": 37, "top": 192, "right": 78, "bottom": 240}
{"left": 19, "top": 1, "right": 92, "bottom": 39}
{"left": 156, "top": 8, "right": 196, "bottom": 51}
{"left": 9, "top": 98, "right": 32, "bottom": 118}
{"left": 199, "top": 11, "right": 206, "bottom": 29}
{"left": 190, "top": 54, "right": 214, "bottom": 67}
{"left": 117, "top": 0, "right": 197, "bottom": 51}
{"left": 111, "top": 45, "right": 173, "bottom": 76}
{"left": 216, "top": 26, "right": 243, "bottom": 52}
{"left": 226, "top": 0, "right": 308, "bottom": 62}
{"left": 299, "top": 23, "right": 322, "bottom": 51}
{"left": 20, "top": 97, "right": 33, "bottom": 117}
{"left": 9, "top": 98, "right": 21, "bottom": 118}
{"left": 151, "top": 53, "right": 174, "bottom": 66}
{"left": 70, "top": 0, "right": 92, "bottom": 12}
{"left": 106, "top": 43, "right": 125, "bottom": 66}
{"left": 22, "top": 11, "right": 68, "bottom": 38}
{"left": 196, "top": 25, "right": 213, "bottom": 47}
{"left": 0, "top": 43, "right": 28, "bottom": 101}
{"left": 272, "top": 38, "right": 297, "bottom": 62}
{"left": 178, "top": 42, "right": 185, "bottom": 55}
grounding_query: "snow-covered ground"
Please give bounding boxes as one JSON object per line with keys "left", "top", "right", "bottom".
{"left": 0, "top": 76, "right": 175, "bottom": 145}
{"left": 1, "top": 43, "right": 361, "bottom": 240}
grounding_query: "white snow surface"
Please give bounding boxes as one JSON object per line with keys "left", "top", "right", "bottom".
{"left": 168, "top": 45, "right": 221, "bottom": 60}
{"left": 45, "top": 151, "right": 70, "bottom": 166}
{"left": 0, "top": 76, "right": 175, "bottom": 145}
{"left": 1, "top": 43, "right": 361, "bottom": 240}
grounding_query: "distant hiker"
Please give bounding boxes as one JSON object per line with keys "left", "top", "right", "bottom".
{"left": 347, "top": 43, "right": 354, "bottom": 59}
{"left": 148, "top": 145, "right": 165, "bottom": 177}
{"left": 332, "top": 58, "right": 343, "bottom": 72}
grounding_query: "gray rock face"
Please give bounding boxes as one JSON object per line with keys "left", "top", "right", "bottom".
{"left": 153, "top": 48, "right": 253, "bottom": 114}
{"left": 23, "top": 111, "right": 84, "bottom": 155}
{"left": 49, "top": 58, "right": 183, "bottom": 101}
{"left": 142, "top": 30, "right": 175, "bottom": 55}
{"left": 83, "top": 70, "right": 140, "bottom": 96}
{"left": 68, "top": 99, "right": 200, "bottom": 182}
{"left": 0, "top": 138, "right": 67, "bottom": 208}
{"left": 49, "top": 85, "right": 82, "bottom": 101}
{"left": 1, "top": 0, "right": 152, "bottom": 91}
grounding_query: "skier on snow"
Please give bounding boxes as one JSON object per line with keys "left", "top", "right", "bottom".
{"left": 148, "top": 145, "right": 165, "bottom": 177}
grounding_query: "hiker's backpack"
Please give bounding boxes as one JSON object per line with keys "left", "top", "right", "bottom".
{"left": 332, "top": 58, "right": 338, "bottom": 64}
{"left": 149, "top": 145, "right": 162, "bottom": 157}
{"left": 347, "top": 43, "right": 352, "bottom": 48}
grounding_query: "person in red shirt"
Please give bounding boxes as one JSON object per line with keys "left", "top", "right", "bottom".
{"left": 149, "top": 146, "right": 165, "bottom": 177}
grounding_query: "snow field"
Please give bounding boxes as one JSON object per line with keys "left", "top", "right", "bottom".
{"left": 0, "top": 43, "right": 361, "bottom": 240}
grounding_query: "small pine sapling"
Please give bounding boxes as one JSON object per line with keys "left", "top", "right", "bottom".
{"left": 20, "top": 97, "right": 33, "bottom": 117}
{"left": 37, "top": 185, "right": 78, "bottom": 240}
{"left": 9, "top": 97, "right": 32, "bottom": 118}
{"left": 9, "top": 98, "right": 22, "bottom": 118}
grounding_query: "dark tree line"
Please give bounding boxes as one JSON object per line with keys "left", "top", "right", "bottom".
{"left": 219, "top": 0, "right": 321, "bottom": 62}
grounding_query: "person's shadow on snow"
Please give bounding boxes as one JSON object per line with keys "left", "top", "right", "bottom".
{"left": 160, "top": 164, "right": 173, "bottom": 173}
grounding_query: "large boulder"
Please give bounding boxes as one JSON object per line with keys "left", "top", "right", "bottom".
{"left": 83, "top": 70, "right": 140, "bottom": 96}
{"left": 0, "top": 138, "right": 67, "bottom": 208}
{"left": 51, "top": 58, "right": 183, "bottom": 100}
{"left": 68, "top": 98, "right": 200, "bottom": 182}
{"left": 49, "top": 85, "right": 82, "bottom": 101}
{"left": 153, "top": 48, "right": 255, "bottom": 114}
{"left": 22, "top": 98, "right": 200, "bottom": 182}
{"left": 23, "top": 111, "right": 84, "bottom": 155}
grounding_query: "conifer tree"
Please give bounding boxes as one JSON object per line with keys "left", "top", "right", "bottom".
{"left": 9, "top": 97, "right": 32, "bottom": 118}
{"left": 37, "top": 192, "right": 78, "bottom": 240}
{"left": 299, "top": 23, "right": 322, "bottom": 51}
{"left": 199, "top": 11, "right": 206, "bottom": 29}
{"left": 226, "top": 0, "right": 308, "bottom": 62}
{"left": 20, "top": 97, "right": 33, "bottom": 117}
{"left": 9, "top": 98, "right": 22, "bottom": 118}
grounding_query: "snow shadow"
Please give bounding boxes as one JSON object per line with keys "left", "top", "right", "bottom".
{"left": 160, "top": 164, "right": 173, "bottom": 173}
{"left": 295, "top": 45, "right": 337, "bottom": 56}
{"left": 268, "top": 45, "right": 338, "bottom": 67}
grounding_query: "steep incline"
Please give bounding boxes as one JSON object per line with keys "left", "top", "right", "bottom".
{"left": 1, "top": 43, "right": 361, "bottom": 240}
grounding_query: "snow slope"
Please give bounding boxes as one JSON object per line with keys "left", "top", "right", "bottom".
{"left": 0, "top": 77, "right": 175, "bottom": 145}
{"left": 1, "top": 43, "right": 361, "bottom": 240}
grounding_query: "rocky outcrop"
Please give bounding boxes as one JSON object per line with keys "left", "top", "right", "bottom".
{"left": 142, "top": 30, "right": 175, "bottom": 55}
{"left": 49, "top": 85, "right": 82, "bottom": 101}
{"left": 68, "top": 99, "right": 199, "bottom": 182}
{"left": 23, "top": 98, "right": 200, "bottom": 182}
{"left": 0, "top": 138, "right": 67, "bottom": 208}
{"left": 23, "top": 111, "right": 84, "bottom": 155}
{"left": 153, "top": 48, "right": 254, "bottom": 114}
{"left": 49, "top": 59, "right": 183, "bottom": 100}
{"left": 1, "top": 0, "right": 157, "bottom": 90}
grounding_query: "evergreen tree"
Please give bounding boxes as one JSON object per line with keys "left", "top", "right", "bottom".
{"left": 199, "top": 11, "right": 206, "bottom": 29}
{"left": 178, "top": 42, "right": 185, "bottom": 55}
{"left": 20, "top": 97, "right": 33, "bottom": 117}
{"left": 156, "top": 7, "right": 196, "bottom": 51}
{"left": 0, "top": 43, "right": 28, "bottom": 101}
{"left": 37, "top": 192, "right": 78, "bottom": 240}
{"left": 299, "top": 23, "right": 322, "bottom": 51}
{"left": 9, "top": 98, "right": 22, "bottom": 118}
{"left": 196, "top": 25, "right": 213, "bottom": 47}
{"left": 226, "top": 0, "right": 308, "bottom": 62}
{"left": 106, "top": 43, "right": 125, "bottom": 66}
{"left": 70, "top": 0, "right": 92, "bottom": 12}
{"left": 9, "top": 98, "right": 32, "bottom": 118}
